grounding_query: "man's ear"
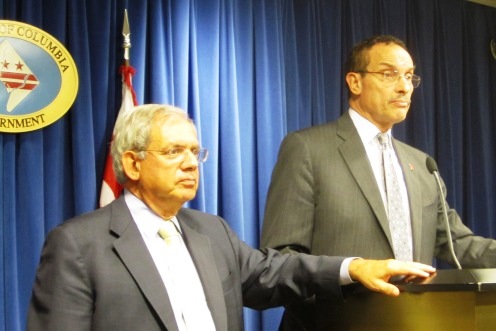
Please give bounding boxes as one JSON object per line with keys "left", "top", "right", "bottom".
{"left": 122, "top": 151, "right": 141, "bottom": 181}
{"left": 346, "top": 72, "right": 362, "bottom": 96}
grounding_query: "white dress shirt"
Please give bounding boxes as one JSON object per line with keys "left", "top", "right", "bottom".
{"left": 349, "top": 108, "right": 412, "bottom": 232}
{"left": 124, "top": 190, "right": 215, "bottom": 331}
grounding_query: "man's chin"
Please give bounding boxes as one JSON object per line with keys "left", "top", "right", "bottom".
{"left": 393, "top": 110, "right": 409, "bottom": 124}
{"left": 180, "top": 190, "right": 197, "bottom": 203}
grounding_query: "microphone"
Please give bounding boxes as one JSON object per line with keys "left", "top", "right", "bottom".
{"left": 426, "top": 156, "right": 462, "bottom": 269}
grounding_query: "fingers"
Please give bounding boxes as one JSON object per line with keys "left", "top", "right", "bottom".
{"left": 410, "top": 261, "right": 437, "bottom": 273}
{"left": 362, "top": 275, "right": 401, "bottom": 297}
{"left": 348, "top": 259, "right": 436, "bottom": 297}
{"left": 388, "top": 260, "right": 436, "bottom": 278}
{"left": 374, "top": 281, "right": 401, "bottom": 297}
{"left": 393, "top": 261, "right": 436, "bottom": 283}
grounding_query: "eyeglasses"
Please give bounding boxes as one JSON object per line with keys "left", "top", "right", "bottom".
{"left": 144, "top": 146, "right": 209, "bottom": 163}
{"left": 357, "top": 70, "right": 421, "bottom": 88}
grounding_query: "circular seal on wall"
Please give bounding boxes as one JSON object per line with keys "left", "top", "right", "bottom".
{"left": 0, "top": 20, "right": 78, "bottom": 133}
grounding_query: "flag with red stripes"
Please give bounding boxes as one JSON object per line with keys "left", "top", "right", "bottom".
{"left": 99, "top": 65, "right": 138, "bottom": 207}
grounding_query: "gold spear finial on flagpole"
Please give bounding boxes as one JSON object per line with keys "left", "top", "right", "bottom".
{"left": 122, "top": 9, "right": 131, "bottom": 65}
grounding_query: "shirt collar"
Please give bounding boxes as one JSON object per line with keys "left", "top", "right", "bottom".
{"left": 124, "top": 190, "right": 181, "bottom": 239}
{"left": 348, "top": 108, "right": 392, "bottom": 146}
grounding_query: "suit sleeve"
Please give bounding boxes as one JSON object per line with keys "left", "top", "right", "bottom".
{"left": 261, "top": 132, "right": 315, "bottom": 254}
{"left": 217, "top": 217, "right": 345, "bottom": 310}
{"left": 434, "top": 175, "right": 496, "bottom": 268}
{"left": 27, "top": 226, "right": 93, "bottom": 331}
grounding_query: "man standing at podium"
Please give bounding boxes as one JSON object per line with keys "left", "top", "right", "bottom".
{"left": 261, "top": 35, "right": 496, "bottom": 330}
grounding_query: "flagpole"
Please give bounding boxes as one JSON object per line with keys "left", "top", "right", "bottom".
{"left": 99, "top": 9, "right": 137, "bottom": 207}
{"left": 122, "top": 9, "right": 131, "bottom": 66}
{"left": 119, "top": 8, "right": 137, "bottom": 106}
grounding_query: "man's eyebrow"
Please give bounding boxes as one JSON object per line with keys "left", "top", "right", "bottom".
{"left": 377, "top": 61, "right": 416, "bottom": 70}
{"left": 165, "top": 143, "right": 200, "bottom": 148}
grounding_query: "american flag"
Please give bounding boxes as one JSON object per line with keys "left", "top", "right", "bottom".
{"left": 99, "top": 65, "right": 138, "bottom": 207}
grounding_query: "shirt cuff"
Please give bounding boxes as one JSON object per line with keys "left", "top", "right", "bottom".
{"left": 339, "top": 257, "right": 360, "bottom": 285}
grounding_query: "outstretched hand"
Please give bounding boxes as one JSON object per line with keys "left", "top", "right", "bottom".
{"left": 348, "top": 259, "right": 436, "bottom": 296}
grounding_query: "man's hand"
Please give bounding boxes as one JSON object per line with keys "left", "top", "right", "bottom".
{"left": 348, "top": 259, "right": 436, "bottom": 297}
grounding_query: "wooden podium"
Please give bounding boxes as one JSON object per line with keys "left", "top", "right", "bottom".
{"left": 323, "top": 269, "right": 496, "bottom": 331}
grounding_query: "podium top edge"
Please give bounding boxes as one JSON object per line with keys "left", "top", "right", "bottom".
{"left": 395, "top": 268, "right": 496, "bottom": 292}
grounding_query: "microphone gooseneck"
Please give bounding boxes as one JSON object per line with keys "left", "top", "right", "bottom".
{"left": 425, "top": 156, "right": 462, "bottom": 269}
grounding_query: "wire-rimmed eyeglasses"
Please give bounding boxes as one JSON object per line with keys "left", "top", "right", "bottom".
{"left": 357, "top": 70, "right": 421, "bottom": 88}
{"left": 144, "top": 146, "right": 209, "bottom": 163}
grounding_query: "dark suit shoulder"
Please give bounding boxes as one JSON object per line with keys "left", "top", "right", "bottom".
{"left": 178, "top": 207, "right": 217, "bottom": 219}
{"left": 283, "top": 113, "right": 355, "bottom": 144}
{"left": 51, "top": 203, "right": 112, "bottom": 233}
{"left": 177, "top": 208, "right": 223, "bottom": 225}
{"left": 287, "top": 121, "right": 337, "bottom": 139}
{"left": 44, "top": 197, "right": 132, "bottom": 250}
{"left": 393, "top": 138, "right": 430, "bottom": 159}
{"left": 177, "top": 208, "right": 232, "bottom": 236}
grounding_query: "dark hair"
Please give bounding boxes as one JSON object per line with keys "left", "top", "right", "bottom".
{"left": 344, "top": 35, "right": 409, "bottom": 97}
{"left": 344, "top": 35, "right": 408, "bottom": 73}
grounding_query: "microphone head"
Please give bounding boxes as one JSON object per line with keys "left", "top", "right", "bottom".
{"left": 426, "top": 156, "right": 438, "bottom": 174}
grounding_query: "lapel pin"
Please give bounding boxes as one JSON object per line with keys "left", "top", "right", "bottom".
{"left": 408, "top": 163, "right": 415, "bottom": 171}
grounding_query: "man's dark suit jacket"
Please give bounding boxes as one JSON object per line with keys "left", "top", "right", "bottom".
{"left": 261, "top": 112, "right": 496, "bottom": 329}
{"left": 27, "top": 196, "right": 346, "bottom": 331}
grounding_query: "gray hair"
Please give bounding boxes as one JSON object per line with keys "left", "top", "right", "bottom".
{"left": 110, "top": 104, "right": 193, "bottom": 184}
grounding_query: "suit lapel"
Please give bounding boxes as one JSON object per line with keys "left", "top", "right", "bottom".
{"left": 109, "top": 198, "right": 180, "bottom": 331}
{"left": 177, "top": 215, "right": 228, "bottom": 331}
{"left": 336, "top": 114, "right": 394, "bottom": 248}
{"left": 393, "top": 141, "right": 423, "bottom": 261}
